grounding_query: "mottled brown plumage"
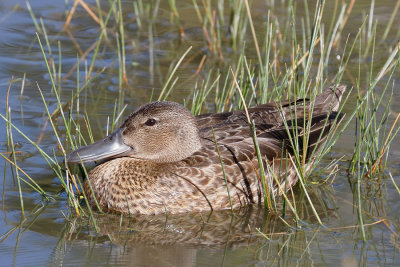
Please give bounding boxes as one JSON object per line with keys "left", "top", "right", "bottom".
{"left": 67, "top": 85, "right": 346, "bottom": 215}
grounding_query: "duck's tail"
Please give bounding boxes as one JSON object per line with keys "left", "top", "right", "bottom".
{"left": 314, "top": 85, "right": 346, "bottom": 113}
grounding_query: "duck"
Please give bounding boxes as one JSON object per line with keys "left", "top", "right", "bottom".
{"left": 67, "top": 85, "right": 346, "bottom": 215}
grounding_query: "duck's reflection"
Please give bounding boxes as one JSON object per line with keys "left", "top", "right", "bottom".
{"left": 46, "top": 187, "right": 336, "bottom": 266}
{"left": 94, "top": 206, "right": 270, "bottom": 247}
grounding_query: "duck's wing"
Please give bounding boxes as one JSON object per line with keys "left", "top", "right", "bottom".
{"left": 195, "top": 85, "right": 346, "bottom": 129}
{"left": 195, "top": 85, "right": 346, "bottom": 161}
{"left": 198, "top": 109, "right": 341, "bottom": 161}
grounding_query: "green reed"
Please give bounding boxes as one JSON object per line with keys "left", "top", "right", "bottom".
{"left": 211, "top": 127, "right": 234, "bottom": 213}
{"left": 26, "top": 1, "right": 41, "bottom": 33}
{"left": 7, "top": 102, "right": 25, "bottom": 218}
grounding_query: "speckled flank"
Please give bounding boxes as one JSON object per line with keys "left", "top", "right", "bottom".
{"left": 75, "top": 85, "right": 346, "bottom": 215}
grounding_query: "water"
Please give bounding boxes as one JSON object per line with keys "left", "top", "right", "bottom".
{"left": 1, "top": 0, "right": 400, "bottom": 266}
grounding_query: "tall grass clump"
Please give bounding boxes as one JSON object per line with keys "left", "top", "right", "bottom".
{"left": 346, "top": 22, "right": 400, "bottom": 240}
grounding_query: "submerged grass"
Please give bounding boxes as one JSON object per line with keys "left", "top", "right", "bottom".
{"left": 1, "top": 0, "right": 399, "bottom": 244}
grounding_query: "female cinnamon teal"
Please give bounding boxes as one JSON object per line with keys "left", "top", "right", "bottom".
{"left": 67, "top": 86, "right": 345, "bottom": 215}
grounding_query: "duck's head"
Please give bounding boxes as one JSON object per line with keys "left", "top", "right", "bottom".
{"left": 67, "top": 101, "right": 202, "bottom": 163}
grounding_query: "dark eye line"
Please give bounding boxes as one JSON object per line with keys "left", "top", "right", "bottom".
{"left": 145, "top": 118, "right": 157, "bottom": 126}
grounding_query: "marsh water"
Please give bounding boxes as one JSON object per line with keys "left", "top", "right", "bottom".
{"left": 1, "top": 0, "right": 400, "bottom": 266}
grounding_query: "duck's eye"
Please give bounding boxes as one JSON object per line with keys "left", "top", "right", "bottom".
{"left": 145, "top": 118, "right": 157, "bottom": 126}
